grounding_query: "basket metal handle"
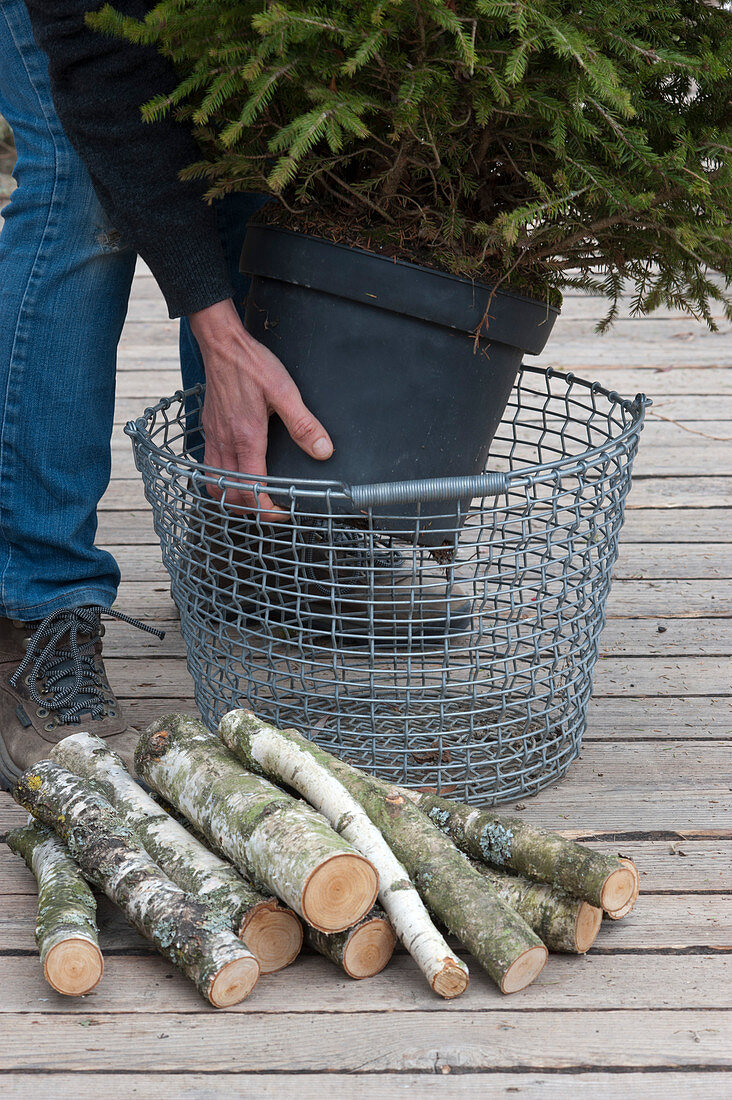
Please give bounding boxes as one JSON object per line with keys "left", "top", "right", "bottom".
{"left": 345, "top": 472, "right": 509, "bottom": 509}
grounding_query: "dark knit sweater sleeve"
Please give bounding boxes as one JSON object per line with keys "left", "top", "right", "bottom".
{"left": 24, "top": 0, "right": 233, "bottom": 318}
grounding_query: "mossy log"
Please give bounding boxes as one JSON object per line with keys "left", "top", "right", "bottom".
{"left": 51, "top": 732, "right": 302, "bottom": 973}
{"left": 14, "top": 762, "right": 260, "bottom": 1007}
{"left": 471, "top": 862, "right": 602, "bottom": 954}
{"left": 135, "top": 715, "right": 378, "bottom": 933}
{"left": 220, "top": 710, "right": 469, "bottom": 997}
{"left": 307, "top": 907, "right": 397, "bottom": 979}
{"left": 6, "top": 821, "right": 103, "bottom": 996}
{"left": 410, "top": 791, "right": 639, "bottom": 916}
{"left": 219, "top": 712, "right": 545, "bottom": 994}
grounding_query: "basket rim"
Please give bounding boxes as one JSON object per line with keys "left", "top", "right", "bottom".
{"left": 124, "top": 365, "right": 650, "bottom": 504}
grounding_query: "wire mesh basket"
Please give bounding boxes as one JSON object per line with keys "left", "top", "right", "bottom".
{"left": 126, "top": 365, "right": 648, "bottom": 805}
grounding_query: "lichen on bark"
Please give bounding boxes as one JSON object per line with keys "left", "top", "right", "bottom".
{"left": 51, "top": 732, "right": 286, "bottom": 945}
{"left": 13, "top": 761, "right": 259, "bottom": 1005}
{"left": 135, "top": 714, "right": 376, "bottom": 929}
{"left": 6, "top": 820, "right": 100, "bottom": 972}
{"left": 218, "top": 712, "right": 545, "bottom": 993}
{"left": 411, "top": 790, "right": 637, "bottom": 912}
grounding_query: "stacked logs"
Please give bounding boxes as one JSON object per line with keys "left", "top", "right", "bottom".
{"left": 8, "top": 710, "right": 640, "bottom": 1006}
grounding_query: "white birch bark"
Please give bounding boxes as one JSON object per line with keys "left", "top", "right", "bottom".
{"left": 6, "top": 820, "right": 103, "bottom": 995}
{"left": 14, "top": 761, "right": 260, "bottom": 1007}
{"left": 50, "top": 731, "right": 301, "bottom": 970}
{"left": 135, "top": 715, "right": 378, "bottom": 932}
{"left": 220, "top": 710, "right": 470, "bottom": 998}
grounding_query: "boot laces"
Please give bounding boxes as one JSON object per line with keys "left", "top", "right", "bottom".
{"left": 10, "top": 606, "right": 164, "bottom": 723}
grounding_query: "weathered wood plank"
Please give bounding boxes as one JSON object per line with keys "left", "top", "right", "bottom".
{"left": 0, "top": 1009, "right": 728, "bottom": 1071}
{"left": 109, "top": 426, "right": 732, "bottom": 479}
{"left": 119, "top": 317, "right": 732, "bottom": 367}
{"left": 47, "top": 693, "right": 721, "bottom": 744}
{"left": 92, "top": 654, "right": 730, "bottom": 698}
{"left": 97, "top": 541, "right": 732, "bottom": 582}
{"left": 591, "top": 656, "right": 729, "bottom": 696}
{"left": 113, "top": 393, "right": 732, "bottom": 426}
{"left": 93, "top": 506, "right": 732, "bottom": 545}
{"left": 113, "top": 361, "right": 732, "bottom": 397}
{"left": 99, "top": 473, "right": 732, "bottom": 511}
{"left": 0, "top": 953, "right": 729, "bottom": 1014}
{"left": 584, "top": 696, "right": 732, "bottom": 741}
{"left": 2, "top": 1073, "right": 730, "bottom": 1100}
{"left": 102, "top": 694, "right": 730, "bottom": 743}
{"left": 97, "top": 618, "right": 732, "bottom": 661}
{"left": 110, "top": 575, "right": 732, "bottom": 621}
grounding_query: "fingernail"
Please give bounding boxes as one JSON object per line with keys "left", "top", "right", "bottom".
{"left": 313, "top": 438, "right": 333, "bottom": 459}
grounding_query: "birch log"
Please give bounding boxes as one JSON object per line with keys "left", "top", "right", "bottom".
{"left": 409, "top": 791, "right": 639, "bottom": 916}
{"left": 135, "top": 715, "right": 378, "bottom": 933}
{"left": 471, "top": 863, "right": 602, "bottom": 954}
{"left": 219, "top": 712, "right": 546, "bottom": 994}
{"left": 307, "top": 907, "right": 397, "bottom": 979}
{"left": 219, "top": 710, "right": 469, "bottom": 998}
{"left": 51, "top": 732, "right": 302, "bottom": 973}
{"left": 14, "top": 762, "right": 260, "bottom": 1007}
{"left": 6, "top": 821, "right": 103, "bottom": 996}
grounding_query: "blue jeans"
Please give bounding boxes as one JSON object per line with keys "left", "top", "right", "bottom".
{"left": 0, "top": 0, "right": 265, "bottom": 620}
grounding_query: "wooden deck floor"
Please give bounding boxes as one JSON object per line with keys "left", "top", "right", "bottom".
{"left": 1, "top": 262, "right": 730, "bottom": 1098}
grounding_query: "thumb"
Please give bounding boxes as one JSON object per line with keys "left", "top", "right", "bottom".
{"left": 273, "top": 382, "right": 333, "bottom": 461}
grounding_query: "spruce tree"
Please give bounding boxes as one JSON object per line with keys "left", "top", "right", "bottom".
{"left": 92, "top": 0, "right": 732, "bottom": 327}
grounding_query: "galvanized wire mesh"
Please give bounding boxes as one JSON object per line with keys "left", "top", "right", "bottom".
{"left": 126, "top": 365, "right": 648, "bottom": 805}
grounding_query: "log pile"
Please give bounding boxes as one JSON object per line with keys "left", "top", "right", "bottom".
{"left": 8, "top": 707, "right": 639, "bottom": 1007}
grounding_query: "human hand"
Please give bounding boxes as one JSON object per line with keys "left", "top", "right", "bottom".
{"left": 188, "top": 298, "right": 333, "bottom": 518}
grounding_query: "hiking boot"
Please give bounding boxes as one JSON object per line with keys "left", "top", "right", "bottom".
{"left": 0, "top": 606, "right": 164, "bottom": 786}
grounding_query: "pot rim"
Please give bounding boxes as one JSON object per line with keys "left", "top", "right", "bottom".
{"left": 246, "top": 222, "right": 560, "bottom": 315}
{"left": 240, "top": 223, "right": 559, "bottom": 354}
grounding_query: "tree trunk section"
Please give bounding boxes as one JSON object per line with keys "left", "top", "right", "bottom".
{"left": 307, "top": 907, "right": 397, "bottom": 979}
{"left": 219, "top": 712, "right": 545, "bottom": 994}
{"left": 410, "top": 791, "right": 639, "bottom": 915}
{"left": 6, "top": 821, "right": 103, "bottom": 996}
{"left": 51, "top": 731, "right": 302, "bottom": 973}
{"left": 219, "top": 710, "right": 469, "bottom": 998}
{"left": 135, "top": 714, "right": 378, "bottom": 933}
{"left": 471, "top": 863, "right": 602, "bottom": 954}
{"left": 14, "top": 762, "right": 260, "bottom": 1007}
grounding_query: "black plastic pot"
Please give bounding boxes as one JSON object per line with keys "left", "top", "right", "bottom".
{"left": 240, "top": 224, "right": 559, "bottom": 541}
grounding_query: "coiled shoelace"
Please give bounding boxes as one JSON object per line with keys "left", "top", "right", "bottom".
{"left": 10, "top": 606, "right": 164, "bottom": 723}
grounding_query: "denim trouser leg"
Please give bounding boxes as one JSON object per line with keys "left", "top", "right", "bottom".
{"left": 179, "top": 192, "right": 270, "bottom": 462}
{"left": 0, "top": 0, "right": 137, "bottom": 620}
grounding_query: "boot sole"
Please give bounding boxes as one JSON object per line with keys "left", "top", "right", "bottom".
{"left": 0, "top": 735, "right": 22, "bottom": 792}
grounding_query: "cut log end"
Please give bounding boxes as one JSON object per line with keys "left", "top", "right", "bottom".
{"left": 500, "top": 944, "right": 548, "bottom": 995}
{"left": 432, "top": 960, "right": 470, "bottom": 1000}
{"left": 208, "top": 955, "right": 260, "bottom": 1008}
{"left": 604, "top": 858, "right": 640, "bottom": 920}
{"left": 574, "top": 902, "right": 603, "bottom": 953}
{"left": 600, "top": 863, "right": 638, "bottom": 914}
{"left": 341, "top": 917, "right": 396, "bottom": 979}
{"left": 302, "top": 853, "right": 379, "bottom": 933}
{"left": 240, "top": 903, "right": 303, "bottom": 974}
{"left": 43, "top": 938, "right": 104, "bottom": 997}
